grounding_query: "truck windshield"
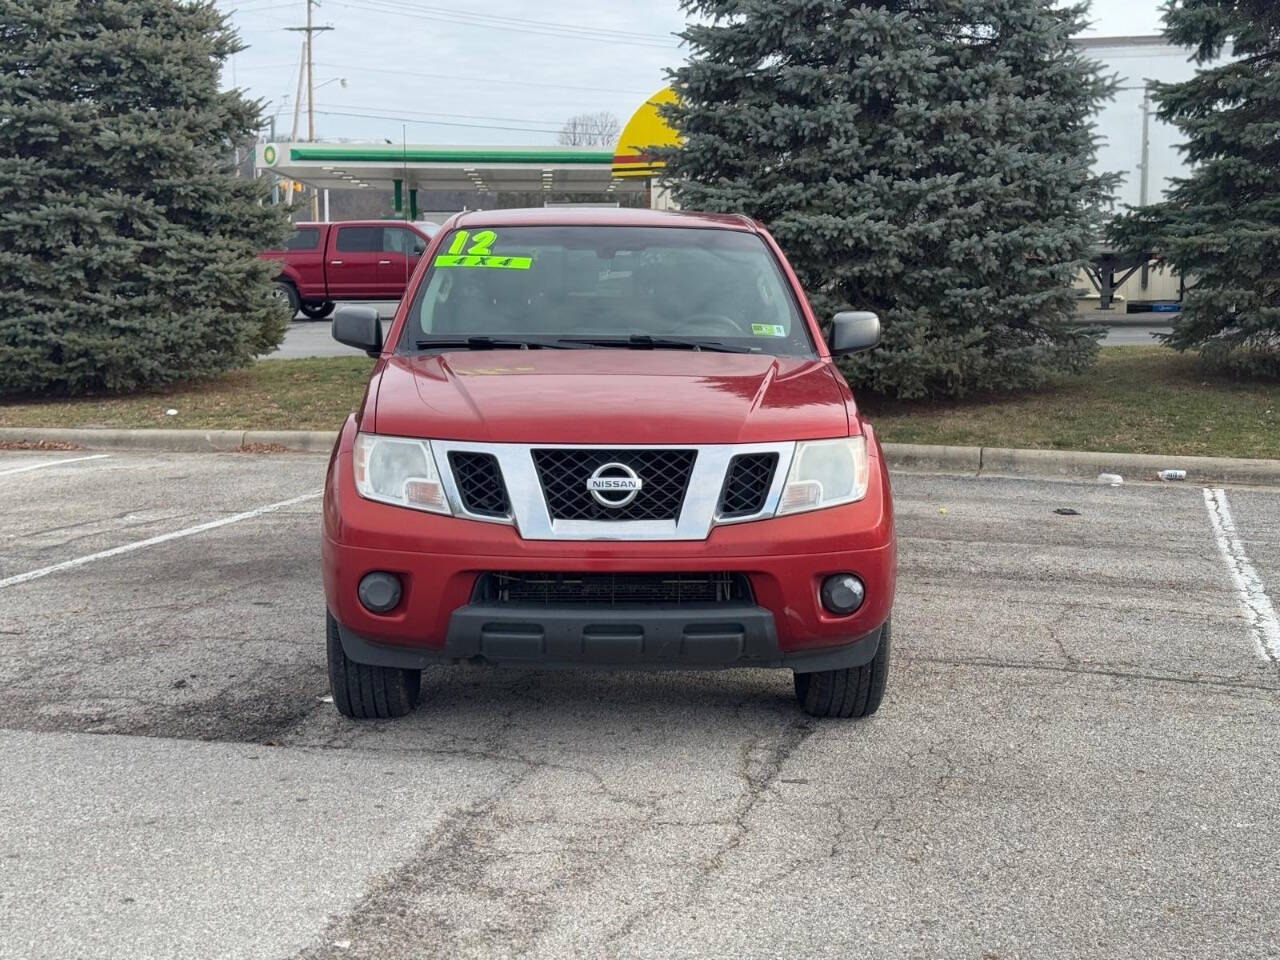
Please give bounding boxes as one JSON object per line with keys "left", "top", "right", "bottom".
{"left": 399, "top": 225, "right": 815, "bottom": 356}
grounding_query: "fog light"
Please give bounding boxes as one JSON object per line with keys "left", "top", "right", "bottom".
{"left": 820, "top": 574, "right": 864, "bottom": 616}
{"left": 358, "top": 572, "right": 402, "bottom": 614}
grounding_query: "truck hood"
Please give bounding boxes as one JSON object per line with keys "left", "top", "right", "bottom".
{"left": 372, "top": 350, "right": 852, "bottom": 444}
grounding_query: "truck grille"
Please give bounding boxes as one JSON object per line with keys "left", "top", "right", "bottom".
{"left": 475, "top": 572, "right": 751, "bottom": 606}
{"left": 449, "top": 452, "right": 509, "bottom": 517}
{"left": 531, "top": 448, "right": 696, "bottom": 522}
{"left": 718, "top": 453, "right": 778, "bottom": 518}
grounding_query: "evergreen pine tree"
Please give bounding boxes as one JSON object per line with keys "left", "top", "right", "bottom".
{"left": 0, "top": 0, "right": 290, "bottom": 396}
{"left": 661, "top": 0, "right": 1118, "bottom": 399}
{"left": 1110, "top": 0, "right": 1280, "bottom": 378}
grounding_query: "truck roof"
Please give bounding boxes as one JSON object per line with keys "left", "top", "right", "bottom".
{"left": 450, "top": 207, "right": 759, "bottom": 232}
{"left": 290, "top": 219, "right": 437, "bottom": 231}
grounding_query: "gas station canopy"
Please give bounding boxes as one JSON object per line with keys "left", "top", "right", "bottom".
{"left": 254, "top": 89, "right": 684, "bottom": 212}
{"left": 256, "top": 142, "right": 642, "bottom": 196}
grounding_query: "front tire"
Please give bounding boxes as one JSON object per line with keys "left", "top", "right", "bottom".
{"left": 299, "top": 300, "right": 335, "bottom": 320}
{"left": 326, "top": 612, "right": 421, "bottom": 719}
{"left": 794, "top": 619, "right": 891, "bottom": 719}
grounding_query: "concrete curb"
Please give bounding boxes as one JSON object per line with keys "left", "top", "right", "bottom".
{"left": 979, "top": 447, "right": 1280, "bottom": 486}
{"left": 3, "top": 427, "right": 1278, "bottom": 485}
{"left": 880, "top": 443, "right": 982, "bottom": 474}
{"left": 241, "top": 430, "right": 339, "bottom": 453}
{"left": 0, "top": 426, "right": 338, "bottom": 454}
{"left": 881, "top": 443, "right": 1280, "bottom": 485}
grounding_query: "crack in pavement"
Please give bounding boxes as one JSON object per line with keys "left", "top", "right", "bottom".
{"left": 293, "top": 766, "right": 539, "bottom": 960}
{"left": 293, "top": 708, "right": 824, "bottom": 960}
{"left": 291, "top": 674, "right": 650, "bottom": 960}
{"left": 1045, "top": 621, "right": 1078, "bottom": 666}
{"left": 602, "top": 713, "right": 817, "bottom": 953}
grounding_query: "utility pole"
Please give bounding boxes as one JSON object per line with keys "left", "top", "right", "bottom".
{"left": 286, "top": 1, "right": 333, "bottom": 218}
{"left": 285, "top": 1, "right": 333, "bottom": 142}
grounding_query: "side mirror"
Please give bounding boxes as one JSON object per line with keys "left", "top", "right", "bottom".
{"left": 332, "top": 305, "right": 383, "bottom": 357}
{"left": 828, "top": 311, "right": 880, "bottom": 356}
{"left": 410, "top": 243, "right": 426, "bottom": 257}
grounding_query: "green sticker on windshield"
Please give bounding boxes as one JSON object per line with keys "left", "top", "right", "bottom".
{"left": 751, "top": 323, "right": 786, "bottom": 337}
{"left": 436, "top": 230, "right": 530, "bottom": 269}
{"left": 436, "top": 254, "right": 532, "bottom": 270}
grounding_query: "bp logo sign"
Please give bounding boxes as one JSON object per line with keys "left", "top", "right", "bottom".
{"left": 262, "top": 143, "right": 279, "bottom": 166}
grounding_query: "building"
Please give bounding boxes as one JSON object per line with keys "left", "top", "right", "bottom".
{"left": 1073, "top": 35, "right": 1228, "bottom": 311}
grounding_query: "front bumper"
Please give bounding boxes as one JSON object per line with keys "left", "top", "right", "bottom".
{"left": 336, "top": 603, "right": 885, "bottom": 672}
{"left": 322, "top": 418, "right": 896, "bottom": 666}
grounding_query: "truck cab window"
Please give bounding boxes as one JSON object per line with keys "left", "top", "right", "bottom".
{"left": 285, "top": 228, "right": 320, "bottom": 251}
{"left": 382, "top": 227, "right": 423, "bottom": 256}
{"left": 335, "top": 226, "right": 382, "bottom": 253}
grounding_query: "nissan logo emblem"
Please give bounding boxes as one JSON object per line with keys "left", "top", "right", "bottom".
{"left": 586, "top": 462, "right": 643, "bottom": 508}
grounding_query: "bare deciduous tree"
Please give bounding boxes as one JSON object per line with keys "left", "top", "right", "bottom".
{"left": 557, "top": 111, "right": 621, "bottom": 147}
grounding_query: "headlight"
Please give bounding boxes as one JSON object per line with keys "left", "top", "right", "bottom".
{"left": 353, "top": 433, "right": 451, "bottom": 515}
{"left": 776, "top": 436, "right": 870, "bottom": 515}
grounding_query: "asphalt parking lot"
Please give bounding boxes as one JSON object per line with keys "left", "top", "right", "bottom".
{"left": 266, "top": 307, "right": 395, "bottom": 359}
{"left": 1, "top": 450, "right": 1277, "bottom": 959}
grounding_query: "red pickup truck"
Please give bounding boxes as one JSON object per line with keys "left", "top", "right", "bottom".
{"left": 260, "top": 220, "right": 440, "bottom": 319}
{"left": 322, "top": 207, "right": 896, "bottom": 721}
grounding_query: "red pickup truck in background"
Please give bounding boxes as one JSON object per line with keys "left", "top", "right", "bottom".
{"left": 260, "top": 220, "right": 441, "bottom": 320}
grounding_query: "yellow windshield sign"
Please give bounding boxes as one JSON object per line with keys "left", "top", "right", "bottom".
{"left": 434, "top": 229, "right": 532, "bottom": 269}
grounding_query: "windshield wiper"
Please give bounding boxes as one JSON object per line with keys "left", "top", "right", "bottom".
{"left": 414, "top": 336, "right": 576, "bottom": 351}
{"left": 555, "top": 335, "right": 759, "bottom": 354}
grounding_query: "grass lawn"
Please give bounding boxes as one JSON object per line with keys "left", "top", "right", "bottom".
{"left": 1, "top": 348, "right": 1278, "bottom": 459}
{"left": 861, "top": 347, "right": 1280, "bottom": 460}
{"left": 0, "top": 356, "right": 374, "bottom": 431}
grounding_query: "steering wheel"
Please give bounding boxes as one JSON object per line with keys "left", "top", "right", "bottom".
{"left": 679, "top": 312, "right": 746, "bottom": 336}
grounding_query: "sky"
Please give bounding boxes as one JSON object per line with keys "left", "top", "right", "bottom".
{"left": 219, "top": 0, "right": 1173, "bottom": 147}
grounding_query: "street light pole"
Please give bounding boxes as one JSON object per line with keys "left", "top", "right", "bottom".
{"left": 1138, "top": 81, "right": 1153, "bottom": 291}
{"left": 1138, "top": 83, "right": 1152, "bottom": 208}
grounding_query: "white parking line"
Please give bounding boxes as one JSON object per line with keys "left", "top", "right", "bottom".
{"left": 1203, "top": 487, "right": 1280, "bottom": 663}
{"left": 0, "top": 454, "right": 110, "bottom": 477}
{"left": 0, "top": 492, "right": 321, "bottom": 590}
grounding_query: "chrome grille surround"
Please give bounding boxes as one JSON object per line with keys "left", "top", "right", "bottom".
{"left": 431, "top": 440, "right": 797, "bottom": 541}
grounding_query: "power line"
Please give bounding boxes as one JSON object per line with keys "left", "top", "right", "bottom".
{"left": 228, "top": 59, "right": 653, "bottom": 102}
{"left": 283, "top": 0, "right": 334, "bottom": 142}
{"left": 313, "top": 101, "right": 564, "bottom": 129}
{"left": 339, "top": 0, "right": 675, "bottom": 43}
{"left": 365, "top": 0, "right": 676, "bottom": 42}
{"left": 330, "top": 0, "right": 679, "bottom": 48}
{"left": 225, "top": 62, "right": 302, "bottom": 71}
{"left": 225, "top": 2, "right": 298, "bottom": 12}
{"left": 265, "top": 43, "right": 305, "bottom": 140}
{"left": 311, "top": 60, "right": 653, "bottom": 96}
{"left": 309, "top": 108, "right": 564, "bottom": 135}
{"left": 284, "top": 0, "right": 336, "bottom": 216}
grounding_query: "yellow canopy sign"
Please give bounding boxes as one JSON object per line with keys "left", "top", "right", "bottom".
{"left": 612, "top": 87, "right": 683, "bottom": 180}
